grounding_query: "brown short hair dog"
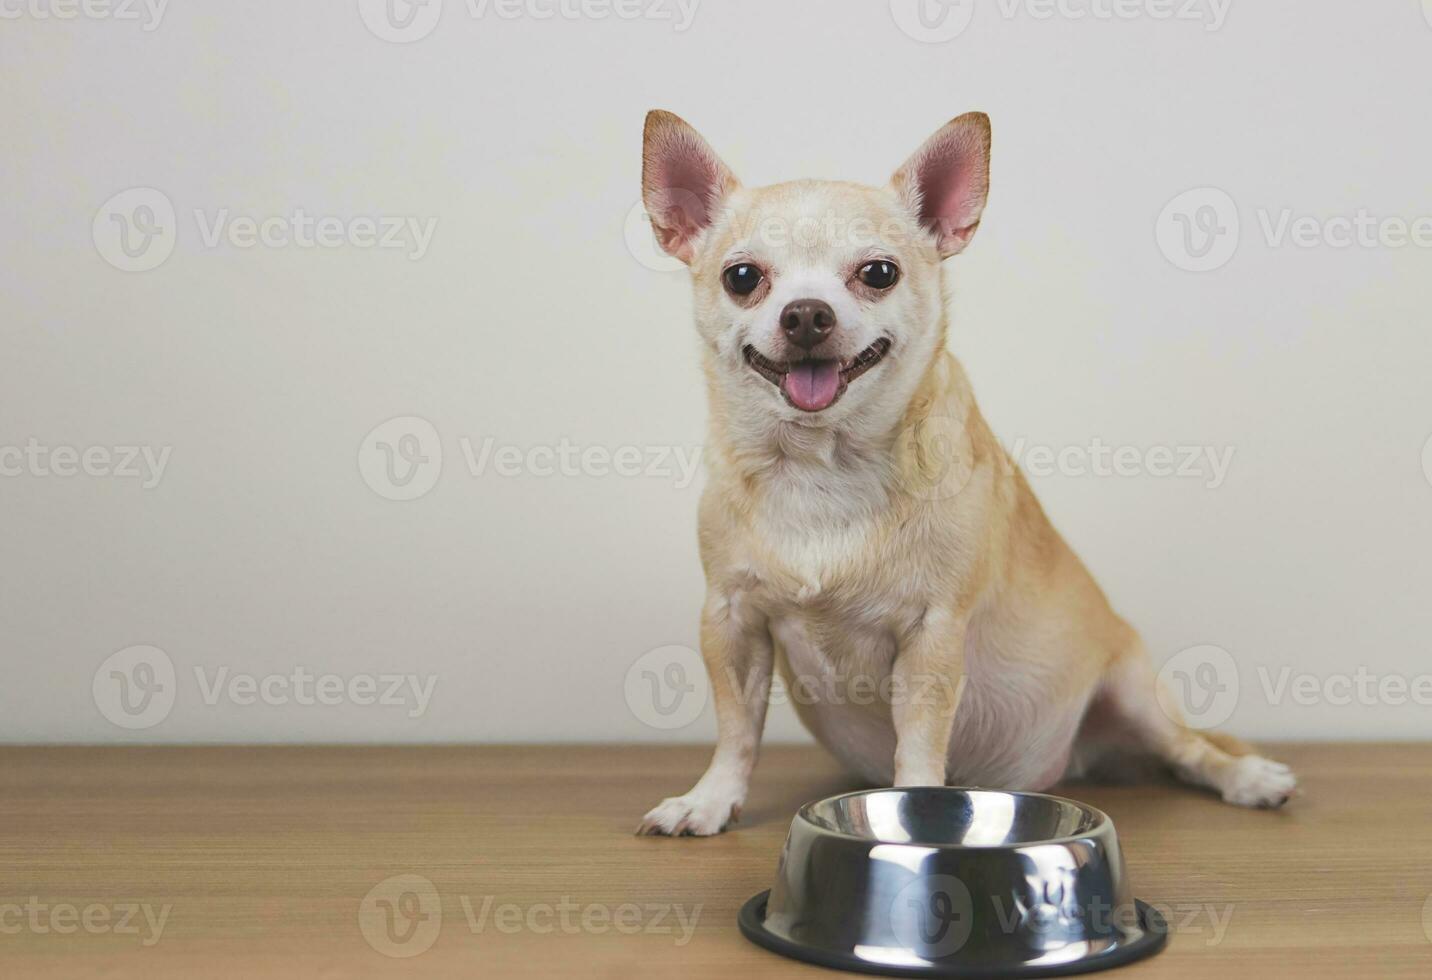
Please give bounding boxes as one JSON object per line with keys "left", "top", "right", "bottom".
{"left": 637, "top": 110, "right": 1295, "bottom": 836}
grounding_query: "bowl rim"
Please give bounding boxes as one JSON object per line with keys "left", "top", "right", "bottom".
{"left": 740, "top": 890, "right": 1169, "bottom": 979}
{"left": 794, "top": 786, "right": 1113, "bottom": 849}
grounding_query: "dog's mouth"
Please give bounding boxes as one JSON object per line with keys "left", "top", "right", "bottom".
{"left": 742, "top": 338, "right": 892, "bottom": 413}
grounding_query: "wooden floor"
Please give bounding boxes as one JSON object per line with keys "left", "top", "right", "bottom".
{"left": 0, "top": 744, "right": 1429, "bottom": 978}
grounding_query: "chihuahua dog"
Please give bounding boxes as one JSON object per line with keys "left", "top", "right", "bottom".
{"left": 636, "top": 110, "right": 1296, "bottom": 836}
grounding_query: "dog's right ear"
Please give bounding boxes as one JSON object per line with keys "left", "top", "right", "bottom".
{"left": 642, "top": 110, "right": 739, "bottom": 265}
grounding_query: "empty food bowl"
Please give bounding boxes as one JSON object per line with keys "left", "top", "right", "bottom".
{"left": 739, "top": 787, "right": 1167, "bottom": 977}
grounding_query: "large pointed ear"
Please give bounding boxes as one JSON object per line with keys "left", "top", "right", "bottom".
{"left": 642, "top": 110, "right": 739, "bottom": 265}
{"left": 891, "top": 112, "right": 991, "bottom": 258}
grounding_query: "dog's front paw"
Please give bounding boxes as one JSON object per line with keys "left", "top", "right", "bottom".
{"left": 636, "top": 792, "right": 741, "bottom": 837}
{"left": 1221, "top": 755, "right": 1298, "bottom": 808}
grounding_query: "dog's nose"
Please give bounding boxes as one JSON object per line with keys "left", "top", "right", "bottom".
{"left": 780, "top": 299, "right": 837, "bottom": 351}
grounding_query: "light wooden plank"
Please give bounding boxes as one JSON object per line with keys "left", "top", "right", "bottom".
{"left": 0, "top": 744, "right": 1428, "bottom": 977}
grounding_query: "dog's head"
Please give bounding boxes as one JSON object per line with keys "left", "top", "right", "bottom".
{"left": 642, "top": 110, "right": 990, "bottom": 426}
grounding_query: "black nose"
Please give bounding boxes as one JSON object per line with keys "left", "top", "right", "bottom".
{"left": 780, "top": 299, "right": 837, "bottom": 351}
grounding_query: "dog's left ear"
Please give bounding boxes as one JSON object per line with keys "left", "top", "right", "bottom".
{"left": 642, "top": 110, "right": 739, "bottom": 264}
{"left": 891, "top": 112, "right": 991, "bottom": 258}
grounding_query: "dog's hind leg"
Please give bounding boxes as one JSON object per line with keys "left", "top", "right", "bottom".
{"left": 1075, "top": 643, "right": 1297, "bottom": 808}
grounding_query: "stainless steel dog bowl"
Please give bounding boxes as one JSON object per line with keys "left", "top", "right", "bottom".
{"left": 739, "top": 788, "right": 1167, "bottom": 977}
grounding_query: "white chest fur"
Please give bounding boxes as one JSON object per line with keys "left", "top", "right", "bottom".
{"left": 720, "top": 457, "right": 1086, "bottom": 790}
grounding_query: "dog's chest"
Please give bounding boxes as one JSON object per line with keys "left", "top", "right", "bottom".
{"left": 733, "top": 506, "right": 914, "bottom": 672}
{"left": 713, "top": 452, "right": 934, "bottom": 686}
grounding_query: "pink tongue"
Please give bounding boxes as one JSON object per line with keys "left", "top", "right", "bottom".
{"left": 782, "top": 360, "right": 842, "bottom": 411}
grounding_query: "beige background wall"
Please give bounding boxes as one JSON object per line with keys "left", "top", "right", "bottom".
{"left": 2, "top": 0, "right": 1430, "bottom": 744}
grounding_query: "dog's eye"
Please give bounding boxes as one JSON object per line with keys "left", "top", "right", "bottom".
{"left": 723, "top": 264, "right": 764, "bottom": 297}
{"left": 857, "top": 260, "right": 900, "bottom": 290}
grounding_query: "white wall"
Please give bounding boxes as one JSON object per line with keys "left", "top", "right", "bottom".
{"left": 2, "top": 1, "right": 1430, "bottom": 744}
